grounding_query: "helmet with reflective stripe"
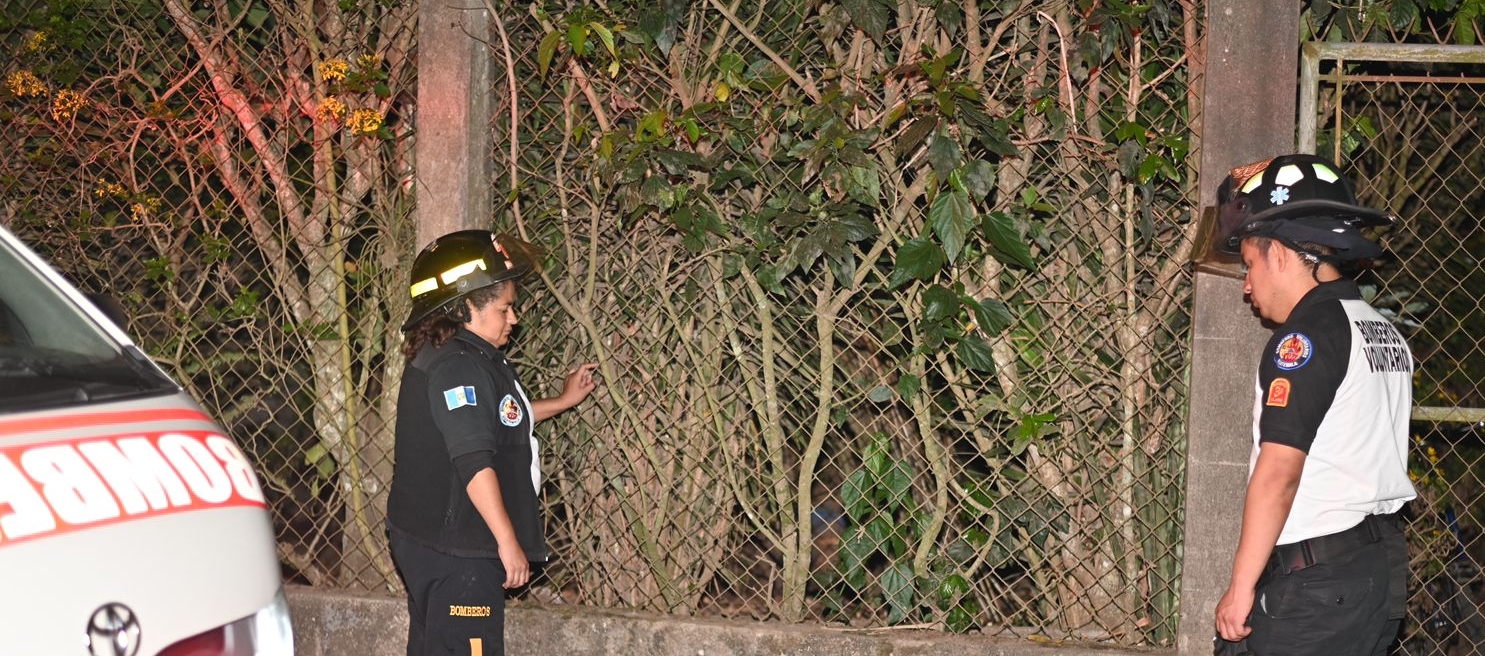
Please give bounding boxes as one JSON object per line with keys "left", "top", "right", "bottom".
{"left": 1215, "top": 153, "right": 1394, "bottom": 261}
{"left": 402, "top": 230, "right": 541, "bottom": 331}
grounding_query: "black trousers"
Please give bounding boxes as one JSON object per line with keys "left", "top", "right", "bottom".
{"left": 1244, "top": 515, "right": 1408, "bottom": 656}
{"left": 390, "top": 532, "right": 508, "bottom": 656}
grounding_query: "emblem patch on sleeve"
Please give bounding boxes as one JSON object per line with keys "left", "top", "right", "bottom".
{"left": 444, "top": 386, "right": 477, "bottom": 410}
{"left": 1266, "top": 377, "right": 1291, "bottom": 407}
{"left": 1274, "top": 333, "right": 1313, "bottom": 370}
{"left": 499, "top": 394, "right": 523, "bottom": 426}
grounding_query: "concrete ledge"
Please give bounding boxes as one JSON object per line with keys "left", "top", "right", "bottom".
{"left": 286, "top": 586, "right": 1162, "bottom": 656}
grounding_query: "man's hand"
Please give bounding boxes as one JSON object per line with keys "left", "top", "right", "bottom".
{"left": 1215, "top": 584, "right": 1255, "bottom": 642}
{"left": 499, "top": 541, "right": 530, "bottom": 589}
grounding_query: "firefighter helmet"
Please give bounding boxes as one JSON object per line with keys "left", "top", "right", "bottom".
{"left": 402, "top": 230, "right": 540, "bottom": 331}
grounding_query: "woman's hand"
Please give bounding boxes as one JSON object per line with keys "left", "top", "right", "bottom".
{"left": 559, "top": 363, "right": 598, "bottom": 406}
{"left": 498, "top": 540, "right": 530, "bottom": 589}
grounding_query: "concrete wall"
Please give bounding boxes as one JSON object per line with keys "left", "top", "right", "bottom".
{"left": 286, "top": 587, "right": 1155, "bottom": 656}
{"left": 413, "top": 0, "right": 493, "bottom": 247}
{"left": 1175, "top": 1, "right": 1302, "bottom": 654}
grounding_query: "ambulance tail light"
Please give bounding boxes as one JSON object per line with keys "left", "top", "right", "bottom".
{"left": 157, "top": 589, "right": 294, "bottom": 656}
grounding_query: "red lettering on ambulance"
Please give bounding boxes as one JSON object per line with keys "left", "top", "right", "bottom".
{"left": 207, "top": 436, "right": 265, "bottom": 504}
{"left": 19, "top": 445, "right": 120, "bottom": 524}
{"left": 158, "top": 434, "right": 233, "bottom": 504}
{"left": 78, "top": 438, "right": 192, "bottom": 513}
{"left": 0, "top": 430, "right": 266, "bottom": 548}
{"left": 0, "top": 454, "right": 54, "bottom": 540}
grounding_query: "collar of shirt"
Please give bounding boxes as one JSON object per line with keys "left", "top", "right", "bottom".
{"left": 451, "top": 327, "right": 510, "bottom": 365}
{"left": 1289, "top": 278, "right": 1362, "bottom": 318}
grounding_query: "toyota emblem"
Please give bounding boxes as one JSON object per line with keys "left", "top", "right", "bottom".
{"left": 85, "top": 603, "right": 141, "bottom": 656}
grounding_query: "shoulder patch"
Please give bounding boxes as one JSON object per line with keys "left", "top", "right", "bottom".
{"left": 499, "top": 394, "right": 524, "bottom": 426}
{"left": 1273, "top": 333, "right": 1313, "bottom": 371}
{"left": 1265, "top": 377, "right": 1292, "bottom": 407}
{"left": 444, "top": 386, "right": 477, "bottom": 410}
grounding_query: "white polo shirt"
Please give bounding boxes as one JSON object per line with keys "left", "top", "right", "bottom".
{"left": 1249, "top": 280, "right": 1417, "bottom": 545}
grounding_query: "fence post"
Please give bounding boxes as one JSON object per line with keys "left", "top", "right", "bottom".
{"left": 1178, "top": 2, "right": 1300, "bottom": 654}
{"left": 415, "top": 0, "right": 494, "bottom": 245}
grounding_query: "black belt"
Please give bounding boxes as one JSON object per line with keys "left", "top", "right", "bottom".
{"left": 1267, "top": 512, "right": 1397, "bottom": 575}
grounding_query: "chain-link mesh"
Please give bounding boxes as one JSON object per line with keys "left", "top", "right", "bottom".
{"left": 0, "top": 0, "right": 417, "bottom": 592}
{"left": 4, "top": 0, "right": 1209, "bottom": 648}
{"left": 493, "top": 1, "right": 1201, "bottom": 646}
{"left": 1303, "top": 46, "right": 1485, "bottom": 656}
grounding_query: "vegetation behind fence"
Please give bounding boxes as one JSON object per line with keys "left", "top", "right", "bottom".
{"left": 494, "top": 0, "right": 1201, "bottom": 644}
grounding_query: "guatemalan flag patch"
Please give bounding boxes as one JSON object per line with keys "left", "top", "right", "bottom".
{"left": 444, "top": 386, "right": 477, "bottom": 410}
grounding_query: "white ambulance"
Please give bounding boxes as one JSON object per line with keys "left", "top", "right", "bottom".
{"left": 0, "top": 224, "right": 293, "bottom": 655}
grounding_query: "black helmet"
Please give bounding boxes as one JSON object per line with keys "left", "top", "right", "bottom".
{"left": 1215, "top": 153, "right": 1393, "bottom": 261}
{"left": 402, "top": 230, "right": 541, "bottom": 331}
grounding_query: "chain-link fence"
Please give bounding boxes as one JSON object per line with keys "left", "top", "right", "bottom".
{"left": 0, "top": 0, "right": 1205, "bottom": 647}
{"left": 1300, "top": 42, "right": 1485, "bottom": 656}
{"left": 492, "top": 1, "right": 1202, "bottom": 646}
{"left": 0, "top": 0, "right": 417, "bottom": 591}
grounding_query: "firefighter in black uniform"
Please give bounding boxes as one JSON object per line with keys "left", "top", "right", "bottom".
{"left": 1210, "top": 154, "right": 1416, "bottom": 656}
{"left": 387, "top": 230, "right": 597, "bottom": 656}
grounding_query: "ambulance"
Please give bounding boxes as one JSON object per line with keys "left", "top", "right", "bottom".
{"left": 0, "top": 224, "right": 293, "bottom": 655}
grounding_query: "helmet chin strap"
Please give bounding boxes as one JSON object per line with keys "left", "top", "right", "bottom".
{"left": 1271, "top": 235, "right": 1333, "bottom": 283}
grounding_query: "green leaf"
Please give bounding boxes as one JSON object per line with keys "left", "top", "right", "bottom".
{"left": 566, "top": 21, "right": 590, "bottom": 57}
{"left": 935, "top": 2, "right": 963, "bottom": 35}
{"left": 1138, "top": 154, "right": 1170, "bottom": 184}
{"left": 884, "top": 461, "right": 914, "bottom": 510}
{"left": 1010, "top": 412, "right": 1057, "bottom": 455}
{"left": 637, "top": 0, "right": 686, "bottom": 54}
{"left": 843, "top": 470, "right": 871, "bottom": 522}
{"left": 956, "top": 336, "right": 997, "bottom": 373}
{"left": 640, "top": 175, "right": 676, "bottom": 209}
{"left": 847, "top": 166, "right": 882, "bottom": 207}
{"left": 927, "top": 132, "right": 963, "bottom": 177}
{"left": 865, "top": 433, "right": 890, "bottom": 478}
{"left": 895, "top": 116, "right": 938, "bottom": 159}
{"left": 889, "top": 238, "right": 948, "bottom": 287}
{"left": 929, "top": 189, "right": 974, "bottom": 262}
{"left": 982, "top": 212, "right": 1036, "bottom": 269}
{"left": 841, "top": 526, "right": 873, "bottom": 589}
{"left": 946, "top": 606, "right": 977, "bottom": 633}
{"left": 537, "top": 30, "right": 562, "bottom": 77}
{"left": 588, "top": 21, "right": 617, "bottom": 57}
{"left": 835, "top": 214, "right": 879, "bottom": 242}
{"left": 922, "top": 285, "right": 959, "bottom": 323}
{"left": 841, "top": 0, "right": 892, "bottom": 41}
{"left": 1113, "top": 120, "right": 1146, "bottom": 144}
{"left": 867, "top": 385, "right": 895, "bottom": 403}
{"left": 969, "top": 297, "right": 1014, "bottom": 335}
{"left": 896, "top": 374, "right": 921, "bottom": 399}
{"left": 881, "top": 562, "right": 916, "bottom": 624}
{"left": 937, "top": 573, "right": 971, "bottom": 604}
{"left": 960, "top": 160, "right": 997, "bottom": 202}
{"left": 656, "top": 149, "right": 702, "bottom": 174}
{"left": 920, "top": 49, "right": 962, "bottom": 86}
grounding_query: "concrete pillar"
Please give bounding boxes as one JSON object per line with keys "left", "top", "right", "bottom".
{"left": 1177, "top": 2, "right": 1300, "bottom": 654}
{"left": 415, "top": 0, "right": 493, "bottom": 247}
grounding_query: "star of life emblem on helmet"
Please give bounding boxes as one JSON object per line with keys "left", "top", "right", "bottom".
{"left": 86, "top": 602, "right": 141, "bottom": 656}
{"left": 1270, "top": 186, "right": 1290, "bottom": 205}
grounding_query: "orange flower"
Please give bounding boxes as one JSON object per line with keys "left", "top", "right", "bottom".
{"left": 347, "top": 108, "right": 383, "bottom": 136}
{"left": 51, "top": 89, "right": 87, "bottom": 121}
{"left": 6, "top": 70, "right": 47, "bottom": 98}
{"left": 316, "top": 96, "right": 347, "bottom": 122}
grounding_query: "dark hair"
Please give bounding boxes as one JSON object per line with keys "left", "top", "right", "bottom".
{"left": 1247, "top": 235, "right": 1341, "bottom": 281}
{"left": 401, "top": 280, "right": 515, "bottom": 359}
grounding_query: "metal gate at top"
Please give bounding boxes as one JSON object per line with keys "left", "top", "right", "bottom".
{"left": 1298, "top": 41, "right": 1485, "bottom": 425}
